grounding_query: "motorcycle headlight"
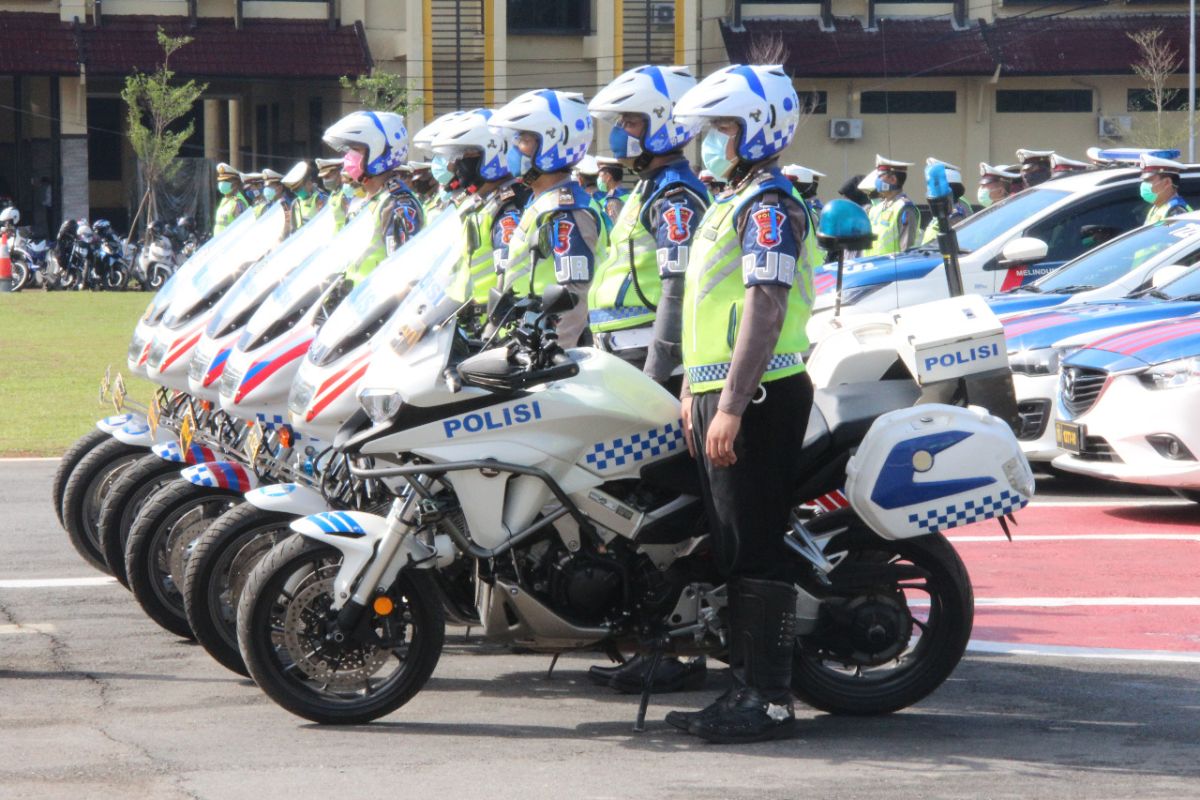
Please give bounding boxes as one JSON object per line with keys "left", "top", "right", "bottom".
{"left": 358, "top": 388, "right": 403, "bottom": 424}
{"left": 1140, "top": 357, "right": 1200, "bottom": 390}
{"left": 147, "top": 338, "right": 168, "bottom": 369}
{"left": 288, "top": 380, "right": 315, "bottom": 418}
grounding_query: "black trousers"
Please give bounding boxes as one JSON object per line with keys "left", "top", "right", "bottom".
{"left": 689, "top": 371, "right": 814, "bottom": 580}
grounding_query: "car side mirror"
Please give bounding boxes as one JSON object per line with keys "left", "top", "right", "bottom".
{"left": 998, "top": 237, "right": 1049, "bottom": 267}
{"left": 1151, "top": 264, "right": 1192, "bottom": 289}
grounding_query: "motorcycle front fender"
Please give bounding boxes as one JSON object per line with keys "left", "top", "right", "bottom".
{"left": 180, "top": 461, "right": 257, "bottom": 493}
{"left": 96, "top": 412, "right": 140, "bottom": 434}
{"left": 245, "top": 483, "right": 329, "bottom": 515}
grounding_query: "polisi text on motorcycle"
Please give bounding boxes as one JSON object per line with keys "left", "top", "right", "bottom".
{"left": 923, "top": 342, "right": 1001, "bottom": 374}
{"left": 443, "top": 400, "right": 544, "bottom": 439}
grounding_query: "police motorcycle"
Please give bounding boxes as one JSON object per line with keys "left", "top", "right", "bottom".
{"left": 1, "top": 207, "right": 54, "bottom": 292}
{"left": 91, "top": 219, "right": 133, "bottom": 290}
{"left": 133, "top": 217, "right": 186, "bottom": 291}
{"left": 234, "top": 200, "right": 1034, "bottom": 727}
{"left": 55, "top": 205, "right": 289, "bottom": 576}
{"left": 180, "top": 208, "right": 460, "bottom": 674}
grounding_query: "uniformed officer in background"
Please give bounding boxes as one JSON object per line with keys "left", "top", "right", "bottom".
{"left": 594, "top": 157, "right": 631, "bottom": 223}
{"left": 977, "top": 162, "right": 1021, "bottom": 207}
{"left": 213, "top": 162, "right": 249, "bottom": 234}
{"left": 1016, "top": 148, "right": 1054, "bottom": 189}
{"left": 781, "top": 164, "right": 825, "bottom": 217}
{"left": 281, "top": 161, "right": 327, "bottom": 231}
{"left": 863, "top": 156, "right": 918, "bottom": 256}
{"left": 240, "top": 171, "right": 265, "bottom": 207}
{"left": 666, "top": 64, "right": 819, "bottom": 744}
{"left": 1050, "top": 154, "right": 1090, "bottom": 178}
{"left": 1141, "top": 154, "right": 1193, "bottom": 223}
{"left": 489, "top": 89, "right": 609, "bottom": 348}
{"left": 921, "top": 158, "right": 971, "bottom": 244}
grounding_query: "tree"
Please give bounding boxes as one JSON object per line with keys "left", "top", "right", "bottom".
{"left": 339, "top": 69, "right": 420, "bottom": 115}
{"left": 122, "top": 29, "right": 207, "bottom": 236}
{"left": 1127, "top": 28, "right": 1188, "bottom": 149}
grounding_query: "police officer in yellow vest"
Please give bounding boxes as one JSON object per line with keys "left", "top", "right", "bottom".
{"left": 316, "top": 157, "right": 354, "bottom": 230}
{"left": 489, "top": 89, "right": 609, "bottom": 348}
{"left": 920, "top": 158, "right": 972, "bottom": 245}
{"left": 428, "top": 107, "right": 531, "bottom": 308}
{"left": 863, "top": 155, "right": 919, "bottom": 256}
{"left": 241, "top": 171, "right": 265, "bottom": 208}
{"left": 667, "top": 64, "right": 818, "bottom": 744}
{"left": 414, "top": 111, "right": 469, "bottom": 215}
{"left": 260, "top": 168, "right": 284, "bottom": 210}
{"left": 213, "top": 162, "right": 249, "bottom": 234}
{"left": 1140, "top": 154, "right": 1193, "bottom": 224}
{"left": 586, "top": 64, "right": 710, "bottom": 386}
{"left": 281, "top": 161, "right": 327, "bottom": 232}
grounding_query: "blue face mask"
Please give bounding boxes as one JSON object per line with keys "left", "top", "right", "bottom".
{"left": 701, "top": 129, "right": 734, "bottom": 181}
{"left": 431, "top": 155, "right": 454, "bottom": 187}
{"left": 609, "top": 126, "right": 643, "bottom": 160}
{"left": 874, "top": 177, "right": 891, "bottom": 193}
{"left": 263, "top": 186, "right": 278, "bottom": 202}
{"left": 506, "top": 145, "right": 533, "bottom": 179}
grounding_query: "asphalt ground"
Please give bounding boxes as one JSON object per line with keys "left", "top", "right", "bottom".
{"left": 2, "top": 460, "right": 1199, "bottom": 800}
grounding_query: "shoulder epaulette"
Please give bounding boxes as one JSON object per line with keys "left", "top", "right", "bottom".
{"left": 557, "top": 187, "right": 576, "bottom": 208}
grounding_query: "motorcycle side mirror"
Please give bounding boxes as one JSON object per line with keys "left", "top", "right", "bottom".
{"left": 539, "top": 284, "right": 577, "bottom": 316}
{"left": 487, "top": 286, "right": 516, "bottom": 324}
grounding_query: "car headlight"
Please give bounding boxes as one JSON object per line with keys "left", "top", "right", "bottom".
{"left": 358, "top": 388, "right": 403, "bottom": 424}
{"left": 1009, "top": 347, "right": 1060, "bottom": 376}
{"left": 1140, "top": 357, "right": 1200, "bottom": 390}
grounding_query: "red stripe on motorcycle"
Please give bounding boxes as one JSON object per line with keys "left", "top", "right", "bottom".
{"left": 161, "top": 331, "right": 203, "bottom": 371}
{"left": 234, "top": 338, "right": 313, "bottom": 403}
{"left": 307, "top": 360, "right": 370, "bottom": 422}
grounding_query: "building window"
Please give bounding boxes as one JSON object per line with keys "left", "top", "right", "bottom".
{"left": 799, "top": 91, "right": 827, "bottom": 115}
{"left": 861, "top": 91, "right": 956, "bottom": 114}
{"left": 87, "top": 98, "right": 124, "bottom": 181}
{"left": 996, "top": 90, "right": 1093, "bottom": 113}
{"left": 508, "top": 0, "right": 590, "bottom": 34}
{"left": 1128, "top": 88, "right": 1195, "bottom": 113}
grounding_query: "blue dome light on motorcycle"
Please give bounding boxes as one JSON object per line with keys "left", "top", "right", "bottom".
{"left": 925, "top": 163, "right": 951, "bottom": 201}
{"left": 817, "top": 199, "right": 875, "bottom": 252}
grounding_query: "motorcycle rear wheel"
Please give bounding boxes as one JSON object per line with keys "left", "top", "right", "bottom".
{"left": 125, "top": 479, "right": 240, "bottom": 638}
{"left": 10, "top": 258, "right": 28, "bottom": 291}
{"left": 53, "top": 428, "right": 109, "bottom": 526}
{"left": 237, "top": 535, "right": 445, "bottom": 725}
{"left": 60, "top": 437, "right": 143, "bottom": 573}
{"left": 97, "top": 454, "right": 183, "bottom": 588}
{"left": 790, "top": 529, "right": 973, "bottom": 716}
{"left": 183, "top": 503, "right": 296, "bottom": 676}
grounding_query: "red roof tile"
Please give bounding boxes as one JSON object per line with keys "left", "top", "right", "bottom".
{"left": 986, "top": 14, "right": 1192, "bottom": 76}
{"left": 0, "top": 12, "right": 80, "bottom": 75}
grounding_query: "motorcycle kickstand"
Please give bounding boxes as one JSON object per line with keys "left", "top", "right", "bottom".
{"left": 546, "top": 653, "right": 560, "bottom": 680}
{"left": 633, "top": 649, "right": 665, "bottom": 733}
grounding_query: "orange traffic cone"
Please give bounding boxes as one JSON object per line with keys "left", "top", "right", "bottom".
{"left": 0, "top": 231, "right": 12, "bottom": 292}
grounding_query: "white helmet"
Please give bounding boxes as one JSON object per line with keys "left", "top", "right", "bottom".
{"left": 281, "top": 161, "right": 310, "bottom": 190}
{"left": 431, "top": 108, "right": 510, "bottom": 182}
{"left": 322, "top": 110, "right": 408, "bottom": 177}
{"left": 490, "top": 89, "right": 593, "bottom": 176}
{"left": 412, "top": 111, "right": 469, "bottom": 160}
{"left": 674, "top": 65, "right": 800, "bottom": 163}
{"left": 589, "top": 65, "right": 698, "bottom": 158}
{"left": 0, "top": 207, "right": 18, "bottom": 225}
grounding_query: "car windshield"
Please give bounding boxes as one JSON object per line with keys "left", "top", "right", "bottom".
{"left": 1033, "top": 219, "right": 1200, "bottom": 294}
{"left": 953, "top": 188, "right": 1070, "bottom": 253}
{"left": 163, "top": 202, "right": 289, "bottom": 329}
{"left": 309, "top": 208, "right": 461, "bottom": 365}
{"left": 205, "top": 204, "right": 338, "bottom": 338}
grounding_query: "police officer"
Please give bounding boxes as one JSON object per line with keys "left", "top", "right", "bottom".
{"left": 241, "top": 171, "right": 265, "bottom": 206}
{"left": 864, "top": 156, "right": 918, "bottom": 256}
{"left": 428, "top": 107, "right": 532, "bottom": 308}
{"left": 666, "top": 64, "right": 818, "bottom": 744}
{"left": 1051, "top": 154, "right": 1090, "bottom": 177}
{"left": 781, "top": 164, "right": 824, "bottom": 216}
{"left": 1016, "top": 148, "right": 1054, "bottom": 189}
{"left": 321, "top": 110, "right": 422, "bottom": 286}
{"left": 407, "top": 163, "right": 440, "bottom": 210}
{"left": 837, "top": 174, "right": 869, "bottom": 208}
{"left": 414, "top": 111, "right": 469, "bottom": 214}
{"left": 213, "top": 162, "right": 249, "bottom": 234}
{"left": 920, "top": 158, "right": 972, "bottom": 245}
{"left": 572, "top": 154, "right": 600, "bottom": 193}
{"left": 316, "top": 157, "right": 354, "bottom": 229}
{"left": 1141, "top": 154, "right": 1193, "bottom": 223}
{"left": 281, "top": 161, "right": 326, "bottom": 231}
{"left": 489, "top": 88, "right": 609, "bottom": 348}
{"left": 977, "top": 162, "right": 1020, "bottom": 208}
{"left": 260, "top": 168, "right": 284, "bottom": 206}
{"left": 594, "top": 157, "right": 631, "bottom": 223}
{"left": 698, "top": 168, "right": 726, "bottom": 199}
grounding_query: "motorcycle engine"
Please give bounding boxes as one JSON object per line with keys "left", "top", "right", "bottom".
{"left": 514, "top": 539, "right": 623, "bottom": 626}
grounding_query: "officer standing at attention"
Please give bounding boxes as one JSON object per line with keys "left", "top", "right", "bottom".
{"left": 1050, "top": 154, "right": 1090, "bottom": 178}
{"left": 976, "top": 163, "right": 1021, "bottom": 207}
{"left": 920, "top": 158, "right": 971, "bottom": 244}
{"left": 489, "top": 88, "right": 609, "bottom": 348}
{"left": 594, "top": 157, "right": 631, "bottom": 223}
{"left": 781, "top": 164, "right": 825, "bottom": 216}
{"left": 1141, "top": 154, "right": 1193, "bottom": 223}
{"left": 282, "top": 161, "right": 327, "bottom": 230}
{"left": 1016, "top": 149, "right": 1054, "bottom": 188}
{"left": 260, "top": 168, "right": 284, "bottom": 207}
{"left": 241, "top": 171, "right": 265, "bottom": 206}
{"left": 667, "top": 64, "right": 818, "bottom": 744}
{"left": 213, "top": 162, "right": 249, "bottom": 233}
{"left": 863, "top": 156, "right": 918, "bottom": 256}
{"left": 316, "top": 157, "right": 353, "bottom": 229}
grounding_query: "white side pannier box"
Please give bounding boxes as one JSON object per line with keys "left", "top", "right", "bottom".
{"left": 845, "top": 404, "right": 1034, "bottom": 540}
{"left": 891, "top": 295, "right": 1007, "bottom": 385}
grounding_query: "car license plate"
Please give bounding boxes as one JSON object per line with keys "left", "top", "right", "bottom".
{"left": 1055, "top": 420, "right": 1084, "bottom": 454}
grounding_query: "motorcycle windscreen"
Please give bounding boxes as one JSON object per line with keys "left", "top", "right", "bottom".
{"left": 307, "top": 208, "right": 465, "bottom": 367}
{"left": 161, "top": 202, "right": 290, "bottom": 331}
{"left": 205, "top": 204, "right": 339, "bottom": 341}
{"left": 237, "top": 205, "right": 380, "bottom": 353}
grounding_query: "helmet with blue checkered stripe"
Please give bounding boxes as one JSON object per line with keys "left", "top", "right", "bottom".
{"left": 430, "top": 108, "right": 510, "bottom": 181}
{"left": 322, "top": 110, "right": 409, "bottom": 176}
{"left": 674, "top": 65, "right": 800, "bottom": 163}
{"left": 412, "top": 110, "right": 469, "bottom": 159}
{"left": 489, "top": 89, "right": 593, "bottom": 174}
{"left": 588, "top": 65, "right": 699, "bottom": 156}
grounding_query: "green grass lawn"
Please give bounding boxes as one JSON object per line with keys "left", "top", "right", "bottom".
{"left": 0, "top": 291, "right": 157, "bottom": 456}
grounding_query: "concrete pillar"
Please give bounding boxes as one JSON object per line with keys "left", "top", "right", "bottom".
{"left": 405, "top": 0, "right": 428, "bottom": 127}
{"left": 203, "top": 99, "right": 222, "bottom": 161}
{"left": 58, "top": 76, "right": 89, "bottom": 224}
{"left": 486, "top": 0, "right": 507, "bottom": 106}
{"left": 228, "top": 98, "right": 242, "bottom": 169}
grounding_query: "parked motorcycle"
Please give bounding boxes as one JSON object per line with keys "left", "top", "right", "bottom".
{"left": 134, "top": 216, "right": 200, "bottom": 291}
{"left": 2, "top": 208, "right": 53, "bottom": 291}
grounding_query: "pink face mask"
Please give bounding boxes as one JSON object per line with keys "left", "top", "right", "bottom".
{"left": 342, "top": 149, "right": 366, "bottom": 182}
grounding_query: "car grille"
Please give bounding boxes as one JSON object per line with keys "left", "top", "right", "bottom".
{"left": 1060, "top": 367, "right": 1107, "bottom": 417}
{"left": 1076, "top": 435, "right": 1121, "bottom": 463}
{"left": 1016, "top": 399, "right": 1051, "bottom": 441}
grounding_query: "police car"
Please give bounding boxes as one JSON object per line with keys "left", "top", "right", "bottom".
{"left": 808, "top": 164, "right": 1200, "bottom": 337}
{"left": 1003, "top": 263, "right": 1200, "bottom": 461}
{"left": 1052, "top": 312, "right": 1200, "bottom": 496}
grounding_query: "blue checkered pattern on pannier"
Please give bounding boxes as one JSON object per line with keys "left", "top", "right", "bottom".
{"left": 585, "top": 421, "right": 685, "bottom": 472}
{"left": 589, "top": 306, "right": 651, "bottom": 325}
{"left": 907, "top": 489, "right": 1028, "bottom": 534}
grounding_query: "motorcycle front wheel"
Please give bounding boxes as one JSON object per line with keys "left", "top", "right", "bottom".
{"left": 97, "top": 454, "right": 184, "bottom": 587}
{"left": 147, "top": 264, "right": 169, "bottom": 291}
{"left": 237, "top": 534, "right": 445, "bottom": 725}
{"left": 790, "top": 528, "right": 973, "bottom": 716}
{"left": 10, "top": 257, "right": 28, "bottom": 291}
{"left": 60, "top": 437, "right": 143, "bottom": 573}
{"left": 52, "top": 428, "right": 110, "bottom": 526}
{"left": 104, "top": 265, "right": 129, "bottom": 291}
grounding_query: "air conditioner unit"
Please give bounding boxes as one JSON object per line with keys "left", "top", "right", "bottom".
{"left": 830, "top": 118, "right": 863, "bottom": 140}
{"left": 1099, "top": 115, "right": 1132, "bottom": 140}
{"left": 651, "top": 2, "right": 675, "bottom": 25}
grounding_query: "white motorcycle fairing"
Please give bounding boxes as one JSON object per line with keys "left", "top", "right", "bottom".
{"left": 96, "top": 412, "right": 139, "bottom": 434}
{"left": 245, "top": 483, "right": 331, "bottom": 515}
{"left": 180, "top": 461, "right": 259, "bottom": 493}
{"left": 111, "top": 419, "right": 177, "bottom": 448}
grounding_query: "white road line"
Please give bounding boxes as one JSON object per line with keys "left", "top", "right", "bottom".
{"left": 969, "top": 639, "right": 1200, "bottom": 664}
{"left": 0, "top": 457, "right": 60, "bottom": 463}
{"left": 948, "top": 533, "right": 1200, "bottom": 542}
{"left": 0, "top": 623, "right": 58, "bottom": 635}
{"left": 970, "top": 597, "right": 1200, "bottom": 607}
{"left": 1028, "top": 499, "right": 1194, "bottom": 508}
{"left": 0, "top": 577, "right": 118, "bottom": 589}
